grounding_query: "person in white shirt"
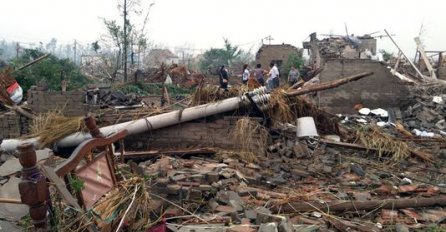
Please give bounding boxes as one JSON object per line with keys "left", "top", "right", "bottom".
{"left": 242, "top": 64, "right": 249, "bottom": 85}
{"left": 268, "top": 62, "right": 280, "bottom": 90}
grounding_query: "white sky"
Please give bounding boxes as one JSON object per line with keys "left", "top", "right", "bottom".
{"left": 1, "top": 0, "right": 445, "bottom": 56}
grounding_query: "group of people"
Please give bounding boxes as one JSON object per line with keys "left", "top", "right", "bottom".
{"left": 218, "top": 62, "right": 301, "bottom": 91}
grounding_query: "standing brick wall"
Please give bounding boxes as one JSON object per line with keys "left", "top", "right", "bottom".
{"left": 27, "top": 90, "right": 87, "bottom": 116}
{"left": 0, "top": 112, "right": 29, "bottom": 138}
{"left": 318, "top": 59, "right": 410, "bottom": 114}
{"left": 125, "top": 116, "right": 266, "bottom": 152}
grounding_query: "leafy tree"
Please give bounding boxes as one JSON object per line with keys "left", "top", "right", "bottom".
{"left": 282, "top": 53, "right": 304, "bottom": 79}
{"left": 199, "top": 48, "right": 227, "bottom": 73}
{"left": 199, "top": 39, "right": 252, "bottom": 73}
{"left": 222, "top": 38, "right": 241, "bottom": 65}
{"left": 11, "top": 49, "right": 90, "bottom": 92}
{"left": 101, "top": 0, "right": 154, "bottom": 80}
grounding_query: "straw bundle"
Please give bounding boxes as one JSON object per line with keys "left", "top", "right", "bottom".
{"left": 190, "top": 85, "right": 248, "bottom": 106}
{"left": 93, "top": 177, "right": 151, "bottom": 231}
{"left": 230, "top": 118, "right": 268, "bottom": 162}
{"left": 268, "top": 88, "right": 294, "bottom": 124}
{"left": 356, "top": 126, "right": 410, "bottom": 163}
{"left": 29, "top": 111, "right": 85, "bottom": 148}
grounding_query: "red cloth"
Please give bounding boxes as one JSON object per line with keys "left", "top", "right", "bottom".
{"left": 146, "top": 219, "right": 166, "bottom": 232}
{"left": 6, "top": 81, "right": 19, "bottom": 94}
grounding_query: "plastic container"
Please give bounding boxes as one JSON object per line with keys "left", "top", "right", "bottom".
{"left": 296, "top": 117, "right": 318, "bottom": 137}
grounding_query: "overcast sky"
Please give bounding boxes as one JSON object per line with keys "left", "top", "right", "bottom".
{"left": 1, "top": 0, "right": 445, "bottom": 56}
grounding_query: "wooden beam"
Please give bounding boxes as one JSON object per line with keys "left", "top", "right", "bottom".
{"left": 384, "top": 29, "right": 426, "bottom": 79}
{"left": 271, "top": 196, "right": 446, "bottom": 213}
{"left": 392, "top": 51, "right": 402, "bottom": 75}
{"left": 286, "top": 72, "right": 373, "bottom": 97}
{"left": 414, "top": 37, "right": 437, "bottom": 79}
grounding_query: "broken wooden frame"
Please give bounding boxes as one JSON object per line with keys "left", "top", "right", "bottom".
{"left": 54, "top": 129, "right": 128, "bottom": 209}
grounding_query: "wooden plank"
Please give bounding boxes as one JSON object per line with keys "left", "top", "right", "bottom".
{"left": 392, "top": 51, "right": 402, "bottom": 74}
{"left": 41, "top": 165, "right": 81, "bottom": 209}
{"left": 0, "top": 198, "right": 22, "bottom": 204}
{"left": 415, "top": 37, "right": 437, "bottom": 79}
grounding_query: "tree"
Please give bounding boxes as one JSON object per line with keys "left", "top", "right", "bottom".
{"left": 222, "top": 38, "right": 241, "bottom": 65}
{"left": 199, "top": 39, "right": 250, "bottom": 73}
{"left": 101, "top": 0, "right": 154, "bottom": 81}
{"left": 12, "top": 49, "right": 90, "bottom": 92}
{"left": 282, "top": 53, "right": 304, "bottom": 79}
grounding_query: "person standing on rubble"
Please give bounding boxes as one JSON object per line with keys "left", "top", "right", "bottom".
{"left": 242, "top": 64, "right": 250, "bottom": 85}
{"left": 288, "top": 65, "right": 300, "bottom": 86}
{"left": 268, "top": 62, "right": 280, "bottom": 90}
{"left": 218, "top": 65, "right": 229, "bottom": 91}
{"left": 254, "top": 63, "right": 265, "bottom": 86}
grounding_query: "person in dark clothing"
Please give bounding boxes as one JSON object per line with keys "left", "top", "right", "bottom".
{"left": 219, "top": 65, "right": 229, "bottom": 91}
{"left": 254, "top": 63, "right": 265, "bottom": 86}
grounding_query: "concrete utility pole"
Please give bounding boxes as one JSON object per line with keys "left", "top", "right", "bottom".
{"left": 123, "top": 0, "right": 128, "bottom": 82}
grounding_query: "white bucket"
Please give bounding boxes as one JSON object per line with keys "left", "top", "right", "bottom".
{"left": 296, "top": 117, "right": 318, "bottom": 137}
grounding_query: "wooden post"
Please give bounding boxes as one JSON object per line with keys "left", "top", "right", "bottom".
{"left": 392, "top": 51, "right": 402, "bottom": 75}
{"left": 415, "top": 37, "right": 437, "bottom": 79}
{"left": 84, "top": 116, "right": 104, "bottom": 139}
{"left": 17, "top": 143, "right": 49, "bottom": 230}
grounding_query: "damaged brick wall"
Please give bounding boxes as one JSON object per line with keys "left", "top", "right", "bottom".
{"left": 27, "top": 90, "right": 89, "bottom": 117}
{"left": 125, "top": 116, "right": 265, "bottom": 152}
{"left": 0, "top": 112, "right": 29, "bottom": 138}
{"left": 318, "top": 59, "right": 410, "bottom": 114}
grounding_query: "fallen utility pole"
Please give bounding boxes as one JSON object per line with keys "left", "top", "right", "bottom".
{"left": 286, "top": 72, "right": 373, "bottom": 97}
{"left": 271, "top": 196, "right": 446, "bottom": 213}
{"left": 0, "top": 87, "right": 271, "bottom": 151}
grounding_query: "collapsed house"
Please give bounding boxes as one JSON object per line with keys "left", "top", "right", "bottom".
{"left": 0, "top": 33, "right": 445, "bottom": 232}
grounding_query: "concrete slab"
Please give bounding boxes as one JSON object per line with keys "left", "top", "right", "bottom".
{"left": 0, "top": 220, "right": 22, "bottom": 232}
{"left": 0, "top": 149, "right": 51, "bottom": 176}
{"left": 0, "top": 177, "right": 28, "bottom": 221}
